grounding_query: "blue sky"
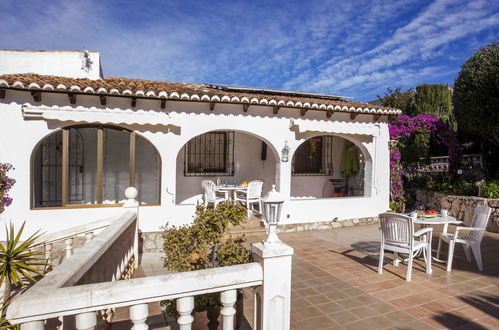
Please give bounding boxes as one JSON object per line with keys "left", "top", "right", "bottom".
{"left": 1, "top": 0, "right": 498, "bottom": 101}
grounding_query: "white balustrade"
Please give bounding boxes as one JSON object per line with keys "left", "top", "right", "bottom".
{"left": 7, "top": 187, "right": 294, "bottom": 330}
{"left": 44, "top": 243, "right": 53, "bottom": 269}
{"left": 75, "top": 311, "right": 96, "bottom": 330}
{"left": 130, "top": 304, "right": 149, "bottom": 330}
{"left": 177, "top": 296, "right": 194, "bottom": 330}
{"left": 220, "top": 289, "right": 237, "bottom": 330}
{"left": 64, "top": 237, "right": 74, "bottom": 260}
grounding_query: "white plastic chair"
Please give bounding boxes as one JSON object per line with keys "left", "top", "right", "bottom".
{"left": 378, "top": 213, "right": 433, "bottom": 281}
{"left": 201, "top": 180, "right": 228, "bottom": 208}
{"left": 437, "top": 205, "right": 492, "bottom": 272}
{"left": 234, "top": 180, "right": 264, "bottom": 217}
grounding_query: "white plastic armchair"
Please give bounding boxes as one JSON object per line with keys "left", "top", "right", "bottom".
{"left": 437, "top": 205, "right": 492, "bottom": 272}
{"left": 234, "top": 180, "right": 264, "bottom": 217}
{"left": 378, "top": 213, "right": 433, "bottom": 282}
{"left": 201, "top": 180, "right": 228, "bottom": 208}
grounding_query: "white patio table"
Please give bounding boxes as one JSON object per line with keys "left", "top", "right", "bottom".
{"left": 216, "top": 185, "right": 248, "bottom": 200}
{"left": 414, "top": 215, "right": 461, "bottom": 263}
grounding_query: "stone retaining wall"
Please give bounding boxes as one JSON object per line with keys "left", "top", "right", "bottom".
{"left": 416, "top": 190, "right": 499, "bottom": 233}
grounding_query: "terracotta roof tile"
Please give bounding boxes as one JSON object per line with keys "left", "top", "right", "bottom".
{"left": 0, "top": 74, "right": 401, "bottom": 115}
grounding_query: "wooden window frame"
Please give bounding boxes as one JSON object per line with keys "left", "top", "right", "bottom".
{"left": 32, "top": 125, "right": 160, "bottom": 209}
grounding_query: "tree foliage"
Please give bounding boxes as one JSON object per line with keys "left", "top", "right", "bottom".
{"left": 378, "top": 87, "right": 415, "bottom": 114}
{"left": 414, "top": 84, "right": 455, "bottom": 129}
{"left": 454, "top": 41, "right": 499, "bottom": 178}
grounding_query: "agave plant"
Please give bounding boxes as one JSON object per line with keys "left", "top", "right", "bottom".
{"left": 0, "top": 222, "right": 46, "bottom": 303}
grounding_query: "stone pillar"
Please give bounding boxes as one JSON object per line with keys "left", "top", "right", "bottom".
{"left": 251, "top": 242, "right": 294, "bottom": 330}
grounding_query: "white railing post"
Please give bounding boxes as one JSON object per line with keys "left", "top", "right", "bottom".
{"left": 65, "top": 237, "right": 74, "bottom": 260}
{"left": 177, "top": 296, "right": 194, "bottom": 330}
{"left": 20, "top": 321, "right": 44, "bottom": 330}
{"left": 221, "top": 289, "right": 237, "bottom": 330}
{"left": 76, "top": 311, "right": 96, "bottom": 330}
{"left": 85, "top": 231, "right": 94, "bottom": 242}
{"left": 45, "top": 243, "right": 53, "bottom": 269}
{"left": 251, "top": 242, "right": 294, "bottom": 330}
{"left": 130, "top": 303, "right": 149, "bottom": 330}
{"left": 123, "top": 186, "right": 139, "bottom": 269}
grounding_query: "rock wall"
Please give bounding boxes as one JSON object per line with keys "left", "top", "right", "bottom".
{"left": 416, "top": 190, "right": 499, "bottom": 233}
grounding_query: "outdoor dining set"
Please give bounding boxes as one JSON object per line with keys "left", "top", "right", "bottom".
{"left": 201, "top": 179, "right": 264, "bottom": 217}
{"left": 378, "top": 205, "right": 493, "bottom": 281}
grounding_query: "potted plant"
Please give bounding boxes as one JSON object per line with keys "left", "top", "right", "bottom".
{"left": 161, "top": 202, "right": 253, "bottom": 329}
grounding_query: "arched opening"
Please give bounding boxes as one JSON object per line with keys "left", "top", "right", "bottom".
{"left": 32, "top": 125, "right": 161, "bottom": 208}
{"left": 290, "top": 135, "right": 368, "bottom": 199}
{"left": 176, "top": 130, "right": 278, "bottom": 206}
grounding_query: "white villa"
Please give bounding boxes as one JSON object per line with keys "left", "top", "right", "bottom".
{"left": 0, "top": 50, "right": 404, "bottom": 329}
{"left": 0, "top": 49, "right": 400, "bottom": 237}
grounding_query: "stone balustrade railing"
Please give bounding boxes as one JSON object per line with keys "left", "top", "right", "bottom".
{"left": 7, "top": 187, "right": 294, "bottom": 330}
{"left": 33, "top": 215, "right": 117, "bottom": 267}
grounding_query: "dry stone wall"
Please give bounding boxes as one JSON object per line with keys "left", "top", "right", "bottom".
{"left": 416, "top": 190, "right": 499, "bottom": 233}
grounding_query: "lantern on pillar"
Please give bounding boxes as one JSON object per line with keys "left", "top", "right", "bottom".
{"left": 281, "top": 140, "right": 290, "bottom": 162}
{"left": 261, "top": 185, "right": 284, "bottom": 245}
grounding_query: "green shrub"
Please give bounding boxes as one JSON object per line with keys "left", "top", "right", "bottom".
{"left": 161, "top": 202, "right": 253, "bottom": 318}
{"left": 480, "top": 181, "right": 499, "bottom": 199}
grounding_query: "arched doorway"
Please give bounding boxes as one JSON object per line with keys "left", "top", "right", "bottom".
{"left": 290, "top": 135, "right": 368, "bottom": 199}
{"left": 175, "top": 130, "right": 278, "bottom": 205}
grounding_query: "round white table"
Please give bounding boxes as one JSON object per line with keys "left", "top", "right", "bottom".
{"left": 216, "top": 185, "right": 247, "bottom": 200}
{"left": 414, "top": 215, "right": 461, "bottom": 263}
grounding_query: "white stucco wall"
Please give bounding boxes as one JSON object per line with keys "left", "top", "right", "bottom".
{"left": 0, "top": 89, "right": 391, "bottom": 238}
{"left": 0, "top": 50, "right": 102, "bottom": 80}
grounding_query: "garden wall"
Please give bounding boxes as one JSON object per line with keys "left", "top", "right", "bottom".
{"left": 416, "top": 190, "right": 499, "bottom": 233}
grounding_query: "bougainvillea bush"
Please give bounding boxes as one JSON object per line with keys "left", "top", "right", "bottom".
{"left": 0, "top": 163, "right": 16, "bottom": 213}
{"left": 389, "top": 115, "right": 461, "bottom": 212}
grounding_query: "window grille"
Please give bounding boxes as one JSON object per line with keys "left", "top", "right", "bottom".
{"left": 292, "top": 136, "right": 333, "bottom": 176}
{"left": 184, "top": 131, "right": 234, "bottom": 176}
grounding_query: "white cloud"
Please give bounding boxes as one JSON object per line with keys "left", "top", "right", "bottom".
{"left": 0, "top": 0, "right": 497, "bottom": 100}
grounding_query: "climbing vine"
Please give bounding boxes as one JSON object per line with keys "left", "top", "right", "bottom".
{"left": 388, "top": 115, "right": 461, "bottom": 211}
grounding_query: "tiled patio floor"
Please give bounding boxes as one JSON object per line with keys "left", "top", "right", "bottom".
{"left": 247, "top": 224, "right": 499, "bottom": 330}
{"left": 117, "top": 223, "right": 499, "bottom": 329}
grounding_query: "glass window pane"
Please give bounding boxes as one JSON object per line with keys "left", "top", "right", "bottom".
{"left": 68, "top": 127, "right": 98, "bottom": 205}
{"left": 135, "top": 135, "right": 160, "bottom": 204}
{"left": 103, "top": 128, "right": 130, "bottom": 204}
{"left": 33, "top": 131, "right": 63, "bottom": 207}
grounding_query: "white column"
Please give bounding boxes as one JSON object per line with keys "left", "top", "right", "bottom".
{"left": 251, "top": 242, "right": 294, "bottom": 330}
{"left": 64, "top": 237, "right": 74, "bottom": 260}
{"left": 76, "top": 311, "right": 97, "bottom": 330}
{"left": 177, "top": 296, "right": 194, "bottom": 330}
{"left": 44, "top": 243, "right": 53, "bottom": 268}
{"left": 20, "top": 321, "right": 44, "bottom": 330}
{"left": 130, "top": 303, "right": 149, "bottom": 330}
{"left": 221, "top": 289, "right": 237, "bottom": 330}
{"left": 123, "top": 186, "right": 139, "bottom": 269}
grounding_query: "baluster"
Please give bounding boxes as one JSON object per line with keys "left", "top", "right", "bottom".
{"left": 130, "top": 303, "right": 149, "bottom": 330}
{"left": 65, "top": 237, "right": 74, "bottom": 260}
{"left": 20, "top": 321, "right": 44, "bottom": 330}
{"left": 76, "top": 311, "right": 96, "bottom": 330}
{"left": 221, "top": 290, "right": 237, "bottom": 330}
{"left": 85, "top": 231, "right": 94, "bottom": 242}
{"left": 45, "top": 243, "right": 53, "bottom": 269}
{"left": 177, "top": 296, "right": 194, "bottom": 330}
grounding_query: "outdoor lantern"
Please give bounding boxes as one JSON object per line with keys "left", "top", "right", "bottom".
{"left": 261, "top": 185, "right": 284, "bottom": 245}
{"left": 281, "top": 140, "right": 290, "bottom": 162}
